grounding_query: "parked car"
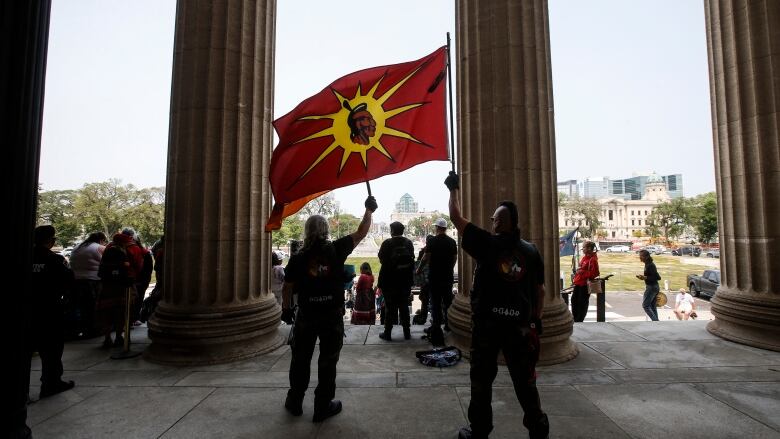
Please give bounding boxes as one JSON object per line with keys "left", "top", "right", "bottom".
{"left": 605, "top": 245, "right": 631, "bottom": 253}
{"left": 637, "top": 245, "right": 664, "bottom": 255}
{"left": 687, "top": 269, "right": 720, "bottom": 298}
{"left": 672, "top": 246, "right": 701, "bottom": 257}
{"left": 705, "top": 249, "right": 720, "bottom": 258}
{"left": 60, "top": 247, "right": 74, "bottom": 258}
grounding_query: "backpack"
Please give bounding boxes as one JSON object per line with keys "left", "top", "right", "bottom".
{"left": 99, "top": 245, "right": 131, "bottom": 285}
{"left": 415, "top": 346, "right": 462, "bottom": 368}
{"left": 388, "top": 241, "right": 415, "bottom": 272}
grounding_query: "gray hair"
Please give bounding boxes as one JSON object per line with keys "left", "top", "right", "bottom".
{"left": 303, "top": 215, "right": 329, "bottom": 248}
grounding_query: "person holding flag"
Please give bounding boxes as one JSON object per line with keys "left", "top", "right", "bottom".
{"left": 269, "top": 42, "right": 452, "bottom": 422}
{"left": 281, "top": 196, "right": 377, "bottom": 422}
{"left": 444, "top": 172, "right": 550, "bottom": 439}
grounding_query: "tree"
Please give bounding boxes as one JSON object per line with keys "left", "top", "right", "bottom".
{"left": 37, "top": 189, "right": 80, "bottom": 246}
{"left": 559, "top": 196, "right": 602, "bottom": 238}
{"left": 407, "top": 214, "right": 452, "bottom": 239}
{"left": 72, "top": 179, "right": 135, "bottom": 238}
{"left": 37, "top": 179, "right": 167, "bottom": 248}
{"left": 646, "top": 198, "right": 690, "bottom": 244}
{"left": 328, "top": 213, "right": 360, "bottom": 239}
{"left": 689, "top": 192, "right": 718, "bottom": 244}
{"left": 273, "top": 214, "right": 304, "bottom": 248}
{"left": 299, "top": 193, "right": 338, "bottom": 217}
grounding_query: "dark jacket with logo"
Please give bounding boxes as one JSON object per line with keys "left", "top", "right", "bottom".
{"left": 461, "top": 223, "right": 544, "bottom": 325}
{"left": 284, "top": 236, "right": 354, "bottom": 310}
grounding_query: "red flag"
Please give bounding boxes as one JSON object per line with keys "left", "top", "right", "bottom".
{"left": 266, "top": 47, "right": 448, "bottom": 231}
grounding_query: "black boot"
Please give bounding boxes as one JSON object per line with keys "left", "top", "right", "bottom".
{"left": 378, "top": 329, "right": 392, "bottom": 341}
{"left": 403, "top": 326, "right": 411, "bottom": 340}
{"left": 312, "top": 400, "right": 342, "bottom": 422}
{"left": 528, "top": 413, "right": 550, "bottom": 439}
{"left": 284, "top": 392, "right": 303, "bottom": 416}
{"left": 39, "top": 380, "right": 75, "bottom": 398}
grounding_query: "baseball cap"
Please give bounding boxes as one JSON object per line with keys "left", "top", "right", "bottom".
{"left": 434, "top": 218, "right": 447, "bottom": 228}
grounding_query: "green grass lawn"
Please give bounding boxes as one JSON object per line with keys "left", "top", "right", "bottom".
{"left": 345, "top": 256, "right": 382, "bottom": 277}
{"left": 560, "top": 253, "right": 718, "bottom": 292}
{"left": 346, "top": 253, "right": 717, "bottom": 293}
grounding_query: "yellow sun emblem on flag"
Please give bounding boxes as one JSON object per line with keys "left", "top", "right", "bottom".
{"left": 292, "top": 66, "right": 430, "bottom": 180}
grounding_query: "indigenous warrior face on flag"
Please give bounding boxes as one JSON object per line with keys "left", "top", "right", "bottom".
{"left": 266, "top": 47, "right": 449, "bottom": 231}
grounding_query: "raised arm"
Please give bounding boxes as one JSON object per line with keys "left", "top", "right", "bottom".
{"left": 445, "top": 172, "right": 468, "bottom": 235}
{"left": 350, "top": 195, "right": 377, "bottom": 247}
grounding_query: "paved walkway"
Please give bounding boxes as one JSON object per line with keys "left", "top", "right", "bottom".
{"left": 28, "top": 321, "right": 780, "bottom": 438}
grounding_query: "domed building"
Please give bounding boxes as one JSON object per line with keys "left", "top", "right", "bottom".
{"left": 560, "top": 172, "right": 676, "bottom": 240}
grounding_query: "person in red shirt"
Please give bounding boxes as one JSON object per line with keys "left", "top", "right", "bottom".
{"left": 571, "top": 241, "right": 600, "bottom": 322}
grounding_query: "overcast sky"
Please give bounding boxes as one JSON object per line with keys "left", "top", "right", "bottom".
{"left": 39, "top": 0, "right": 714, "bottom": 224}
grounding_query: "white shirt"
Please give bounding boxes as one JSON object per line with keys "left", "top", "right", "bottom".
{"left": 69, "top": 242, "right": 106, "bottom": 280}
{"left": 676, "top": 292, "right": 695, "bottom": 310}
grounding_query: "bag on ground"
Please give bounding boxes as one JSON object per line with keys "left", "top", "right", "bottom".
{"left": 415, "top": 346, "right": 461, "bottom": 367}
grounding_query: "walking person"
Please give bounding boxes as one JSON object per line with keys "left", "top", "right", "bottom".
{"left": 281, "top": 196, "right": 376, "bottom": 422}
{"left": 637, "top": 249, "right": 661, "bottom": 321}
{"left": 417, "top": 219, "right": 457, "bottom": 345}
{"left": 444, "top": 172, "right": 549, "bottom": 439}
{"left": 31, "top": 225, "right": 76, "bottom": 398}
{"left": 570, "top": 241, "right": 599, "bottom": 322}
{"left": 377, "top": 221, "right": 416, "bottom": 341}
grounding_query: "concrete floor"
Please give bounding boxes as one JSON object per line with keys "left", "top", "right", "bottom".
{"left": 27, "top": 321, "right": 780, "bottom": 438}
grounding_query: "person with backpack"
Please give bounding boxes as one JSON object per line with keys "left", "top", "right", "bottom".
{"left": 444, "top": 172, "right": 549, "bottom": 439}
{"left": 281, "top": 196, "right": 376, "bottom": 423}
{"left": 96, "top": 232, "right": 141, "bottom": 349}
{"left": 377, "top": 221, "right": 415, "bottom": 341}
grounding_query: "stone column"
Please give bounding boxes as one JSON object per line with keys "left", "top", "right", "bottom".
{"left": 704, "top": 0, "right": 780, "bottom": 351}
{"left": 451, "top": 0, "right": 577, "bottom": 364}
{"left": 2, "top": 1, "right": 52, "bottom": 433}
{"left": 146, "top": 0, "right": 283, "bottom": 365}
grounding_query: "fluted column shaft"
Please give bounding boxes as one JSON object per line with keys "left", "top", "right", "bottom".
{"left": 704, "top": 0, "right": 780, "bottom": 351}
{"left": 147, "top": 0, "right": 283, "bottom": 365}
{"left": 452, "top": 0, "right": 577, "bottom": 364}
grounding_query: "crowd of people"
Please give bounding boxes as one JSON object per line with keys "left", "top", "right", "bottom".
{"left": 30, "top": 225, "right": 164, "bottom": 400}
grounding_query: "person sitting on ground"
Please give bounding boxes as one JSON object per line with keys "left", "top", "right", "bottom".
{"left": 674, "top": 288, "right": 696, "bottom": 320}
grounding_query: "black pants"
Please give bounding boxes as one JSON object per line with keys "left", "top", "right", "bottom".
{"left": 570, "top": 284, "right": 590, "bottom": 322}
{"left": 429, "top": 281, "right": 453, "bottom": 328}
{"left": 31, "top": 312, "right": 65, "bottom": 387}
{"left": 72, "top": 279, "right": 100, "bottom": 337}
{"left": 288, "top": 307, "right": 344, "bottom": 409}
{"left": 468, "top": 318, "right": 546, "bottom": 437}
{"left": 382, "top": 286, "right": 411, "bottom": 332}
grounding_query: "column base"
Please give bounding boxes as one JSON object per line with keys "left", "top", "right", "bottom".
{"left": 537, "top": 301, "right": 579, "bottom": 366}
{"left": 707, "top": 288, "right": 780, "bottom": 352}
{"left": 445, "top": 292, "right": 579, "bottom": 365}
{"left": 145, "top": 293, "right": 285, "bottom": 365}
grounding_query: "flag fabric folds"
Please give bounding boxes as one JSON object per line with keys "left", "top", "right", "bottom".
{"left": 559, "top": 228, "right": 579, "bottom": 257}
{"left": 265, "top": 47, "right": 449, "bottom": 231}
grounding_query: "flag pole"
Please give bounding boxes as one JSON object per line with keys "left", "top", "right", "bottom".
{"left": 365, "top": 180, "right": 372, "bottom": 197}
{"left": 446, "top": 32, "right": 456, "bottom": 172}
